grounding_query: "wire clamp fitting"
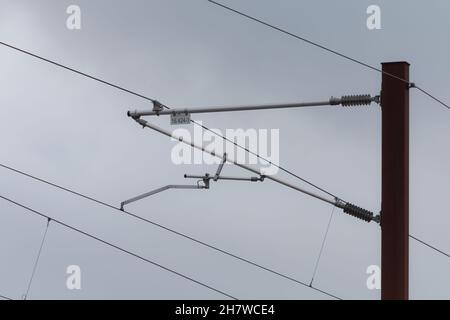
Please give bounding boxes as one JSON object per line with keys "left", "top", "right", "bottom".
{"left": 373, "top": 95, "right": 381, "bottom": 104}
{"left": 373, "top": 213, "right": 381, "bottom": 224}
{"left": 329, "top": 97, "right": 341, "bottom": 105}
{"left": 152, "top": 100, "right": 165, "bottom": 115}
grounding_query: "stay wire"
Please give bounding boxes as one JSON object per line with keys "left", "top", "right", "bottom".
{"left": 0, "top": 162, "right": 340, "bottom": 299}
{"left": 23, "top": 218, "right": 51, "bottom": 300}
{"left": 310, "top": 205, "right": 335, "bottom": 287}
{"left": 0, "top": 194, "right": 237, "bottom": 300}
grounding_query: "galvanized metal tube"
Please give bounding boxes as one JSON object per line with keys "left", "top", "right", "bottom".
{"left": 128, "top": 100, "right": 334, "bottom": 118}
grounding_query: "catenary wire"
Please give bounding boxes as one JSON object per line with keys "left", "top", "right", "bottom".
{"left": 0, "top": 293, "right": 12, "bottom": 300}
{"left": 23, "top": 218, "right": 50, "bottom": 300}
{"left": 410, "top": 235, "right": 450, "bottom": 259}
{"left": 0, "top": 162, "right": 340, "bottom": 299}
{"left": 414, "top": 85, "right": 450, "bottom": 110}
{"left": 0, "top": 194, "right": 237, "bottom": 300}
{"left": 0, "top": 41, "right": 156, "bottom": 103}
{"left": 207, "top": 0, "right": 450, "bottom": 111}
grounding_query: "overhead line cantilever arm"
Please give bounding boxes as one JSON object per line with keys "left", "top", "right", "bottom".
{"left": 130, "top": 117, "right": 379, "bottom": 223}
{"left": 127, "top": 95, "right": 379, "bottom": 118}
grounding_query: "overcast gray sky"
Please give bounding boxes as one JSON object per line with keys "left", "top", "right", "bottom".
{"left": 0, "top": 0, "right": 449, "bottom": 300}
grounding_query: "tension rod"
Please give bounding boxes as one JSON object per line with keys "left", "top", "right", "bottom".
{"left": 185, "top": 174, "right": 265, "bottom": 182}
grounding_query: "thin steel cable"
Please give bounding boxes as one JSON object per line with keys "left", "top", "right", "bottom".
{"left": 207, "top": 0, "right": 450, "bottom": 111}
{"left": 0, "top": 194, "right": 237, "bottom": 300}
{"left": 207, "top": 1, "right": 407, "bottom": 83}
{"left": 410, "top": 235, "right": 450, "bottom": 259}
{"left": 414, "top": 86, "right": 450, "bottom": 110}
{"left": 0, "top": 41, "right": 156, "bottom": 103}
{"left": 23, "top": 218, "right": 50, "bottom": 300}
{"left": 309, "top": 205, "right": 335, "bottom": 287}
{"left": 0, "top": 293, "right": 13, "bottom": 300}
{"left": 0, "top": 162, "right": 340, "bottom": 299}
{"left": 0, "top": 40, "right": 340, "bottom": 200}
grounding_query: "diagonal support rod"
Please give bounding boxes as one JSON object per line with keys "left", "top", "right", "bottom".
{"left": 130, "top": 117, "right": 379, "bottom": 223}
{"left": 214, "top": 153, "right": 227, "bottom": 181}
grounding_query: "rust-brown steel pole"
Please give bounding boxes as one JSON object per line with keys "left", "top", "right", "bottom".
{"left": 381, "top": 61, "right": 410, "bottom": 300}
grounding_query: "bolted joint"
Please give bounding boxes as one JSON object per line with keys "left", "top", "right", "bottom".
{"left": 372, "top": 95, "right": 381, "bottom": 105}
{"left": 127, "top": 110, "right": 142, "bottom": 121}
{"left": 203, "top": 173, "right": 210, "bottom": 189}
{"left": 343, "top": 202, "right": 375, "bottom": 223}
{"left": 329, "top": 97, "right": 341, "bottom": 105}
{"left": 152, "top": 100, "right": 165, "bottom": 115}
{"left": 372, "top": 213, "right": 381, "bottom": 224}
{"left": 134, "top": 118, "right": 147, "bottom": 126}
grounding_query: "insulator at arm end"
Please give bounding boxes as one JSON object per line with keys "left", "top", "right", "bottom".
{"left": 340, "top": 94, "right": 373, "bottom": 107}
{"left": 342, "top": 202, "right": 375, "bottom": 223}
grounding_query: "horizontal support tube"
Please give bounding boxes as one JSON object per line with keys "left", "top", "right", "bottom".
{"left": 184, "top": 174, "right": 263, "bottom": 182}
{"left": 128, "top": 100, "right": 334, "bottom": 118}
{"left": 127, "top": 95, "right": 378, "bottom": 118}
